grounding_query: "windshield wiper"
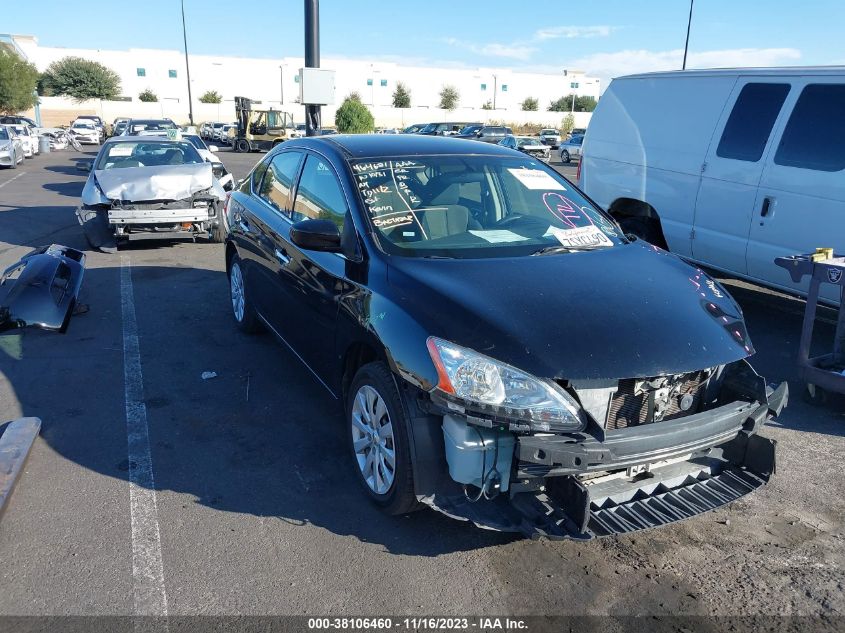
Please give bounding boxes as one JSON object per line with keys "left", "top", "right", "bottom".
{"left": 531, "top": 245, "right": 605, "bottom": 256}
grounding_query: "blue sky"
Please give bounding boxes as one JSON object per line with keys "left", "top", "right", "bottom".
{"left": 7, "top": 0, "right": 844, "bottom": 85}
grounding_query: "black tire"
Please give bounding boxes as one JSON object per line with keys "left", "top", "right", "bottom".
{"left": 618, "top": 216, "right": 668, "bottom": 249}
{"left": 560, "top": 149, "right": 571, "bottom": 164}
{"left": 235, "top": 139, "right": 251, "bottom": 153}
{"left": 210, "top": 202, "right": 225, "bottom": 243}
{"left": 9, "top": 150, "right": 17, "bottom": 169}
{"left": 227, "top": 253, "right": 261, "bottom": 333}
{"left": 347, "top": 362, "right": 418, "bottom": 515}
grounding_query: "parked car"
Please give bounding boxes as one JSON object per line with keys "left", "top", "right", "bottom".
{"left": 10, "top": 124, "right": 38, "bottom": 157}
{"left": 122, "top": 119, "right": 178, "bottom": 136}
{"left": 580, "top": 67, "right": 845, "bottom": 305}
{"left": 452, "top": 124, "right": 484, "bottom": 139}
{"left": 0, "top": 115, "right": 39, "bottom": 128}
{"left": 402, "top": 123, "right": 426, "bottom": 134}
{"left": 218, "top": 123, "right": 237, "bottom": 145}
{"left": 457, "top": 125, "right": 513, "bottom": 143}
{"left": 569, "top": 127, "right": 586, "bottom": 138}
{"left": 222, "top": 134, "right": 785, "bottom": 539}
{"left": 417, "top": 122, "right": 472, "bottom": 136}
{"left": 558, "top": 134, "right": 584, "bottom": 164}
{"left": 75, "top": 136, "right": 228, "bottom": 252}
{"left": 498, "top": 134, "right": 550, "bottom": 161}
{"left": 539, "top": 128, "right": 561, "bottom": 148}
{"left": 112, "top": 120, "right": 129, "bottom": 136}
{"left": 69, "top": 120, "right": 101, "bottom": 144}
{"left": 182, "top": 133, "right": 235, "bottom": 190}
{"left": 0, "top": 125, "right": 25, "bottom": 168}
{"left": 75, "top": 115, "right": 105, "bottom": 141}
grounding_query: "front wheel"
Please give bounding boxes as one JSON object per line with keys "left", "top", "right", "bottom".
{"left": 235, "top": 139, "right": 251, "bottom": 153}
{"left": 348, "top": 362, "right": 418, "bottom": 515}
{"left": 560, "top": 150, "right": 571, "bottom": 163}
{"left": 210, "top": 202, "right": 225, "bottom": 243}
{"left": 9, "top": 150, "right": 17, "bottom": 169}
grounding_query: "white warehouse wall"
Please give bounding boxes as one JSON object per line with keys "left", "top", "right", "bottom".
{"left": 13, "top": 35, "right": 599, "bottom": 127}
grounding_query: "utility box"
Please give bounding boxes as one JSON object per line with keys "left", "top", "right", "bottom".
{"left": 299, "top": 68, "right": 336, "bottom": 105}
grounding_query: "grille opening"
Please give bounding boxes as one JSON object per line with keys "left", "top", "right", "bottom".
{"left": 606, "top": 371, "right": 708, "bottom": 431}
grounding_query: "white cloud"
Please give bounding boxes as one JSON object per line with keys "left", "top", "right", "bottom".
{"left": 444, "top": 38, "right": 537, "bottom": 61}
{"left": 534, "top": 26, "right": 614, "bottom": 41}
{"left": 567, "top": 47, "right": 802, "bottom": 88}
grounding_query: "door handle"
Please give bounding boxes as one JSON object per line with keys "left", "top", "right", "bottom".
{"left": 274, "top": 248, "right": 290, "bottom": 265}
{"left": 760, "top": 197, "right": 773, "bottom": 217}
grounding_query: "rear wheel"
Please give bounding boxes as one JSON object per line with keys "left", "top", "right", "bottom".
{"left": 228, "top": 254, "right": 261, "bottom": 333}
{"left": 347, "top": 362, "right": 418, "bottom": 515}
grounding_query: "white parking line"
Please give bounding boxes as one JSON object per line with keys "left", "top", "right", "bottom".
{"left": 0, "top": 172, "right": 25, "bottom": 189}
{"left": 120, "top": 255, "right": 169, "bottom": 621}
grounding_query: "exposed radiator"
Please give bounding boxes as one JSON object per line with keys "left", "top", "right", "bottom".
{"left": 606, "top": 371, "right": 706, "bottom": 430}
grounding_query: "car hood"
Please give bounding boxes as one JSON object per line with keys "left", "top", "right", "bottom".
{"left": 386, "top": 242, "right": 753, "bottom": 381}
{"left": 92, "top": 163, "right": 217, "bottom": 202}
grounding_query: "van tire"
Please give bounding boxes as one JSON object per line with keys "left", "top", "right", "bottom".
{"left": 618, "top": 216, "right": 667, "bottom": 249}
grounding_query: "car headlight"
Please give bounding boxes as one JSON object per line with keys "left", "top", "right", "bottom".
{"left": 426, "top": 337, "right": 584, "bottom": 433}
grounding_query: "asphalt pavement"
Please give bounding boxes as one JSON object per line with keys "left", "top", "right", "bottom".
{"left": 0, "top": 144, "right": 842, "bottom": 620}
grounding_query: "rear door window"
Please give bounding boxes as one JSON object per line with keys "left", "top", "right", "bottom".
{"left": 716, "top": 83, "right": 790, "bottom": 162}
{"left": 774, "top": 83, "right": 845, "bottom": 172}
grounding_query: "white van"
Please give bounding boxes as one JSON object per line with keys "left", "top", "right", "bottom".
{"left": 580, "top": 67, "right": 845, "bottom": 304}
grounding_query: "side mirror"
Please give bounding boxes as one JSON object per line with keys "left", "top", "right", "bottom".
{"left": 290, "top": 218, "right": 341, "bottom": 252}
{"left": 209, "top": 145, "right": 219, "bottom": 152}
{"left": 77, "top": 160, "right": 92, "bottom": 172}
{"left": 476, "top": 131, "right": 483, "bottom": 137}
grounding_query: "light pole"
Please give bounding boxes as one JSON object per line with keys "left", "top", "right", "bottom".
{"left": 279, "top": 65, "right": 285, "bottom": 105}
{"left": 682, "top": 0, "right": 694, "bottom": 70}
{"left": 181, "top": 0, "right": 194, "bottom": 125}
{"left": 304, "top": 0, "right": 320, "bottom": 136}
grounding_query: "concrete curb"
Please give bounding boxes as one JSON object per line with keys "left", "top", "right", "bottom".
{"left": 0, "top": 417, "right": 41, "bottom": 521}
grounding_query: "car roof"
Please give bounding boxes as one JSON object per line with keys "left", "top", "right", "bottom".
{"left": 619, "top": 66, "right": 845, "bottom": 80}
{"left": 102, "top": 136, "right": 185, "bottom": 146}
{"left": 284, "top": 134, "right": 519, "bottom": 159}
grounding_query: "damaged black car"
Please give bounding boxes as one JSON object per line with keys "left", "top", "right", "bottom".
{"left": 224, "top": 134, "right": 787, "bottom": 539}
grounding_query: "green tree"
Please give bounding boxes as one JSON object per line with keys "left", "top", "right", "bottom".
{"left": 521, "top": 96, "right": 539, "bottom": 111}
{"left": 0, "top": 50, "right": 40, "bottom": 113}
{"left": 42, "top": 56, "right": 120, "bottom": 101}
{"left": 36, "top": 72, "right": 54, "bottom": 97}
{"left": 575, "top": 95, "right": 597, "bottom": 112}
{"left": 346, "top": 91, "right": 362, "bottom": 103}
{"left": 392, "top": 81, "right": 411, "bottom": 108}
{"left": 138, "top": 89, "right": 158, "bottom": 103}
{"left": 549, "top": 94, "right": 598, "bottom": 112}
{"left": 561, "top": 113, "right": 575, "bottom": 135}
{"left": 199, "top": 90, "right": 222, "bottom": 104}
{"left": 439, "top": 85, "right": 459, "bottom": 111}
{"left": 335, "top": 95, "right": 374, "bottom": 133}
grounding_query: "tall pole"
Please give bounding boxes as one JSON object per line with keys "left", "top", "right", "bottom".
{"left": 304, "top": 0, "right": 321, "bottom": 136}
{"left": 279, "top": 65, "right": 284, "bottom": 104}
{"left": 682, "top": 0, "right": 694, "bottom": 70}
{"left": 181, "top": 0, "right": 194, "bottom": 125}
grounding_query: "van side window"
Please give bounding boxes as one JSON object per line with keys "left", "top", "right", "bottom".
{"left": 716, "top": 83, "right": 789, "bottom": 162}
{"left": 774, "top": 84, "right": 845, "bottom": 172}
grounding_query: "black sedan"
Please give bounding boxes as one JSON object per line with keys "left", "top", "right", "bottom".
{"left": 223, "top": 135, "right": 785, "bottom": 539}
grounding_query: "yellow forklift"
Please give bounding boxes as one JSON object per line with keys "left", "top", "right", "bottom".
{"left": 231, "top": 96, "right": 295, "bottom": 152}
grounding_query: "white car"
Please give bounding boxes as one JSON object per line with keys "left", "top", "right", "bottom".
{"left": 580, "top": 66, "right": 845, "bottom": 305}
{"left": 10, "top": 124, "right": 38, "bottom": 157}
{"left": 0, "top": 125, "right": 25, "bottom": 168}
{"left": 70, "top": 120, "right": 101, "bottom": 144}
{"left": 218, "top": 124, "right": 236, "bottom": 145}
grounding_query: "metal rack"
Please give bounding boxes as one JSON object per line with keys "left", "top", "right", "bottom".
{"left": 775, "top": 251, "right": 845, "bottom": 402}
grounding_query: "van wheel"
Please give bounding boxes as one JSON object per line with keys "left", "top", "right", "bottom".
{"left": 618, "top": 216, "right": 668, "bottom": 249}
{"left": 347, "top": 362, "right": 418, "bottom": 515}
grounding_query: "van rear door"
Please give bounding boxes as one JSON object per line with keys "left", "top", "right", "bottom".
{"left": 691, "top": 80, "right": 791, "bottom": 275}
{"left": 747, "top": 79, "right": 845, "bottom": 304}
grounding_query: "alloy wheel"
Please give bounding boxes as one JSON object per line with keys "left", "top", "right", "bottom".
{"left": 351, "top": 385, "right": 396, "bottom": 495}
{"left": 230, "top": 261, "right": 245, "bottom": 322}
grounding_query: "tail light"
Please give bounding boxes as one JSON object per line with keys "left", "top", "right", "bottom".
{"left": 576, "top": 158, "right": 583, "bottom": 185}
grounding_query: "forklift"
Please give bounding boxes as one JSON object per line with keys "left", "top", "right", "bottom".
{"left": 231, "top": 96, "right": 295, "bottom": 152}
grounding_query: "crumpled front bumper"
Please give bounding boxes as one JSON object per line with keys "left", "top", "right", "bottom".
{"left": 418, "top": 379, "right": 788, "bottom": 540}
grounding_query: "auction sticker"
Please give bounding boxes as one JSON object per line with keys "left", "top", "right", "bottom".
{"left": 507, "top": 168, "right": 566, "bottom": 190}
{"left": 547, "top": 225, "right": 612, "bottom": 249}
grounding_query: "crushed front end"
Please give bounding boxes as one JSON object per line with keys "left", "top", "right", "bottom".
{"left": 415, "top": 348, "right": 787, "bottom": 539}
